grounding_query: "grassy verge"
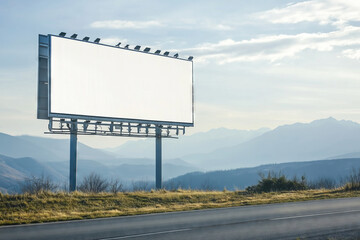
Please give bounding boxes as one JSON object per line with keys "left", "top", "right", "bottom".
{"left": 1, "top": 189, "right": 360, "bottom": 225}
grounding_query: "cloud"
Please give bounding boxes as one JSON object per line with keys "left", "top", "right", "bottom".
{"left": 182, "top": 1, "right": 358, "bottom": 65}
{"left": 177, "top": 26, "right": 360, "bottom": 64}
{"left": 342, "top": 48, "right": 360, "bottom": 60}
{"left": 257, "top": 0, "right": 360, "bottom": 27}
{"left": 90, "top": 20, "right": 163, "bottom": 29}
{"left": 213, "top": 24, "right": 233, "bottom": 31}
{"left": 90, "top": 19, "right": 233, "bottom": 32}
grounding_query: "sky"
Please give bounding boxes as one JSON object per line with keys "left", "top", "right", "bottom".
{"left": 1, "top": 0, "right": 360, "bottom": 148}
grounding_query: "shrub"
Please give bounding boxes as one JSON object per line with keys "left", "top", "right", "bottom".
{"left": 21, "top": 175, "right": 58, "bottom": 194}
{"left": 246, "top": 172, "right": 307, "bottom": 193}
{"left": 131, "top": 180, "right": 151, "bottom": 191}
{"left": 343, "top": 168, "right": 360, "bottom": 191}
{"left": 78, "top": 173, "right": 109, "bottom": 193}
{"left": 308, "top": 178, "right": 337, "bottom": 189}
{"left": 108, "top": 179, "right": 124, "bottom": 193}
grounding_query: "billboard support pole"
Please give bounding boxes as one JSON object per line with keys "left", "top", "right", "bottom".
{"left": 155, "top": 125, "right": 162, "bottom": 189}
{"left": 69, "top": 119, "right": 78, "bottom": 192}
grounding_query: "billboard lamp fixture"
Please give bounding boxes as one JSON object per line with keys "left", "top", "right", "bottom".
{"left": 115, "top": 122, "right": 123, "bottom": 134}
{"left": 155, "top": 50, "right": 161, "bottom": 54}
{"left": 70, "top": 34, "right": 78, "bottom": 39}
{"left": 174, "top": 53, "right": 179, "bottom": 58}
{"left": 144, "top": 47, "right": 151, "bottom": 52}
{"left": 59, "top": 32, "right": 66, "bottom": 37}
{"left": 134, "top": 45, "right": 141, "bottom": 51}
{"left": 83, "top": 36, "right": 90, "bottom": 41}
{"left": 164, "top": 51, "right": 170, "bottom": 56}
{"left": 48, "top": 121, "right": 52, "bottom": 131}
{"left": 60, "top": 119, "right": 65, "bottom": 130}
{"left": 188, "top": 56, "right": 193, "bottom": 61}
{"left": 94, "top": 38, "right": 101, "bottom": 43}
{"left": 124, "top": 44, "right": 129, "bottom": 49}
{"left": 83, "top": 120, "right": 90, "bottom": 131}
{"left": 115, "top": 42, "right": 121, "bottom": 47}
{"left": 109, "top": 122, "right": 114, "bottom": 132}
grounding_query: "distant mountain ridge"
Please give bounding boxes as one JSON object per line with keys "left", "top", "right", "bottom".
{"left": 0, "top": 154, "right": 199, "bottom": 193}
{"left": 0, "top": 127, "right": 268, "bottom": 164}
{"left": 183, "top": 117, "right": 360, "bottom": 170}
{"left": 0, "top": 133, "right": 114, "bottom": 162}
{"left": 0, "top": 154, "right": 65, "bottom": 193}
{"left": 106, "top": 127, "right": 269, "bottom": 159}
{"left": 3, "top": 117, "right": 360, "bottom": 193}
{"left": 167, "top": 158, "right": 360, "bottom": 190}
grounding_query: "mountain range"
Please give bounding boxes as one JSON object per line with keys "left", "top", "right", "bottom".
{"left": 0, "top": 133, "right": 114, "bottom": 163}
{"left": 167, "top": 158, "right": 360, "bottom": 191}
{"left": 2, "top": 117, "right": 360, "bottom": 193}
{"left": 182, "top": 117, "right": 360, "bottom": 170}
{"left": 0, "top": 154, "right": 198, "bottom": 193}
{"left": 105, "top": 127, "right": 269, "bottom": 159}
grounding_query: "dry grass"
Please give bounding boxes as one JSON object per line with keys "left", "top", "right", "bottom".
{"left": 1, "top": 189, "right": 360, "bottom": 225}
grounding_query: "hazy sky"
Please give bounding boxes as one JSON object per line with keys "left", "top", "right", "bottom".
{"left": 1, "top": 0, "right": 360, "bottom": 148}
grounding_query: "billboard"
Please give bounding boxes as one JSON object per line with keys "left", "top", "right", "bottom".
{"left": 38, "top": 34, "right": 193, "bottom": 126}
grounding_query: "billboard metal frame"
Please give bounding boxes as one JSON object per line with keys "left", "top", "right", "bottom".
{"left": 38, "top": 33, "right": 194, "bottom": 191}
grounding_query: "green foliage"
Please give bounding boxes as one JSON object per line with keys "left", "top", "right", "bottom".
{"left": 246, "top": 172, "right": 307, "bottom": 193}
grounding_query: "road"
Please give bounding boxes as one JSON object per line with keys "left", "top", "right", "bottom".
{"left": 1, "top": 197, "right": 360, "bottom": 240}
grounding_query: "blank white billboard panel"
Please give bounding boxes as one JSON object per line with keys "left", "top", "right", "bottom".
{"left": 49, "top": 36, "right": 193, "bottom": 125}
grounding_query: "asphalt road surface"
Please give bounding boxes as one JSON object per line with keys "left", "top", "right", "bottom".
{"left": 1, "top": 197, "right": 360, "bottom": 240}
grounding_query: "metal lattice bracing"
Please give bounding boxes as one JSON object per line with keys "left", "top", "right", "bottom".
{"left": 46, "top": 117, "right": 185, "bottom": 139}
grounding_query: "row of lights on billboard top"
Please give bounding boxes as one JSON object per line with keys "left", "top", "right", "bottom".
{"left": 58, "top": 32, "right": 194, "bottom": 61}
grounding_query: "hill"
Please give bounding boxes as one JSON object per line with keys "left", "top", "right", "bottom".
{"left": 167, "top": 158, "right": 360, "bottom": 190}
{"left": 106, "top": 127, "right": 269, "bottom": 159}
{"left": 0, "top": 133, "right": 114, "bottom": 162}
{"left": 183, "top": 117, "right": 360, "bottom": 170}
{"left": 0, "top": 154, "right": 199, "bottom": 193}
{"left": 0, "top": 154, "right": 65, "bottom": 193}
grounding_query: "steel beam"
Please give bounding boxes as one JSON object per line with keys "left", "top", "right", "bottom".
{"left": 155, "top": 126, "right": 162, "bottom": 189}
{"left": 69, "top": 119, "right": 78, "bottom": 191}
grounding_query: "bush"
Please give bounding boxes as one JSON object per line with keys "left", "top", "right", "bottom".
{"left": 343, "top": 168, "right": 360, "bottom": 191}
{"left": 21, "top": 175, "right": 58, "bottom": 194}
{"left": 131, "top": 180, "right": 151, "bottom": 191}
{"left": 308, "top": 178, "right": 337, "bottom": 189}
{"left": 108, "top": 179, "right": 124, "bottom": 193}
{"left": 78, "top": 173, "right": 109, "bottom": 193}
{"left": 246, "top": 172, "right": 307, "bottom": 193}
